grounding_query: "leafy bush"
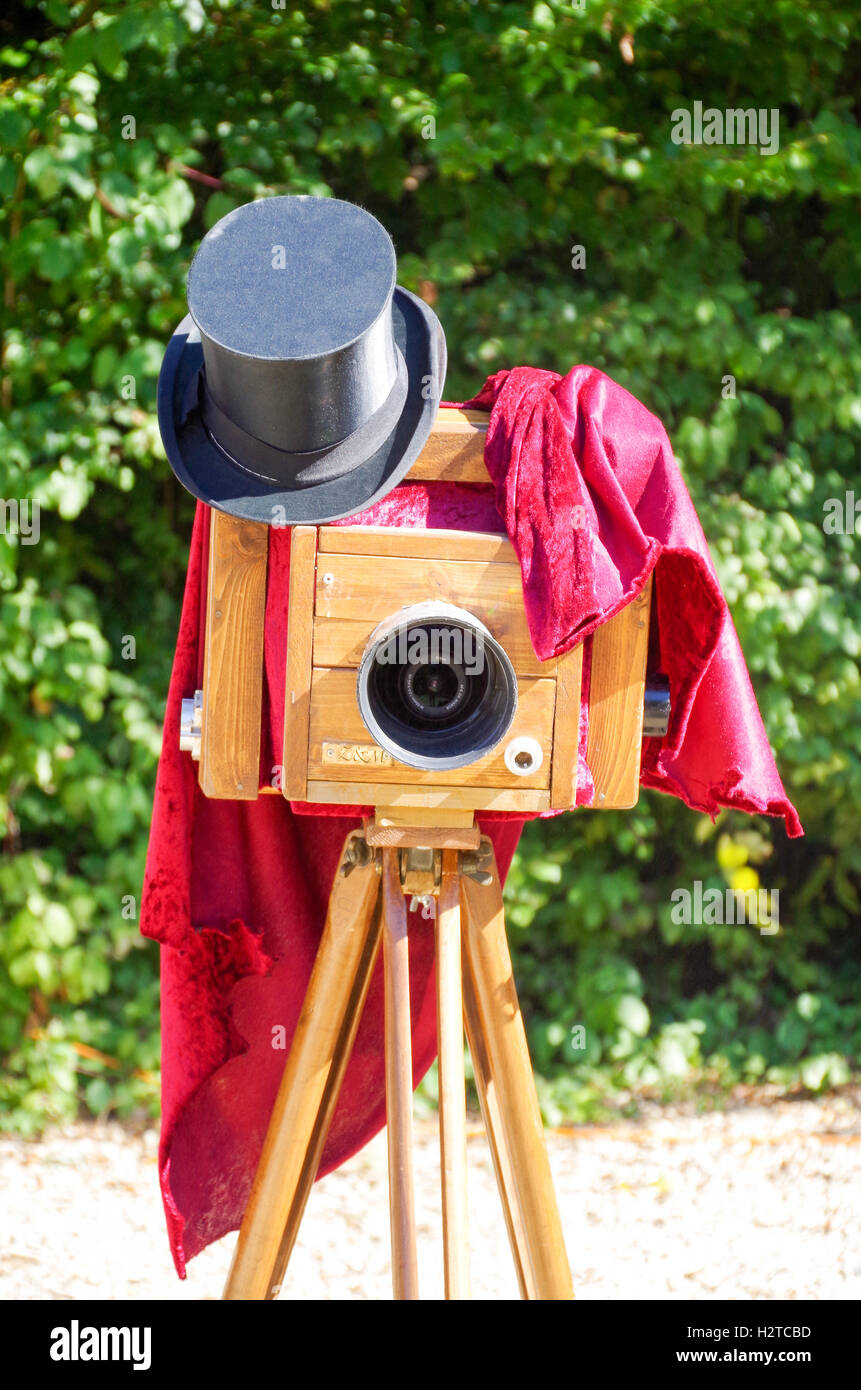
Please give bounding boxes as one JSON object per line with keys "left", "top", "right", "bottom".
{"left": 0, "top": 0, "right": 859, "bottom": 1131}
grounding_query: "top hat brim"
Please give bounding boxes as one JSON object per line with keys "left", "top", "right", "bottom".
{"left": 157, "top": 287, "right": 446, "bottom": 525}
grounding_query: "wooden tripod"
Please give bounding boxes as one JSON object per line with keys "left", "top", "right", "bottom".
{"left": 222, "top": 819, "right": 573, "bottom": 1301}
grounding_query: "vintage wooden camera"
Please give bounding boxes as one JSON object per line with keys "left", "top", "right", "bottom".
{"left": 184, "top": 408, "right": 668, "bottom": 821}
{"left": 284, "top": 520, "right": 657, "bottom": 817}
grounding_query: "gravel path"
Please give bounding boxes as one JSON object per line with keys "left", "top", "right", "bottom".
{"left": 2, "top": 1095, "right": 859, "bottom": 1300}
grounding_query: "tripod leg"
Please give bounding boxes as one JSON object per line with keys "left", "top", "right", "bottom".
{"left": 381, "top": 848, "right": 419, "bottom": 1300}
{"left": 223, "top": 833, "right": 381, "bottom": 1300}
{"left": 461, "top": 845, "right": 574, "bottom": 1301}
{"left": 267, "top": 901, "right": 382, "bottom": 1295}
{"left": 462, "top": 968, "right": 534, "bottom": 1300}
{"left": 436, "top": 850, "right": 470, "bottom": 1299}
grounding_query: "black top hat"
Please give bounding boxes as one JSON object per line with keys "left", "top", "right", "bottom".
{"left": 157, "top": 196, "right": 447, "bottom": 525}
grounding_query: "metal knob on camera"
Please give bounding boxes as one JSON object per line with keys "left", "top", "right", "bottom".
{"left": 179, "top": 689, "right": 203, "bottom": 761}
{"left": 643, "top": 674, "right": 671, "bottom": 738}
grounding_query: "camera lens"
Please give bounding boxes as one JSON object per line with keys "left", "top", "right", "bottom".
{"left": 357, "top": 602, "right": 517, "bottom": 771}
{"left": 400, "top": 660, "right": 470, "bottom": 721}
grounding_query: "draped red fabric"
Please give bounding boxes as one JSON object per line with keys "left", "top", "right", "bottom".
{"left": 140, "top": 364, "right": 801, "bottom": 1276}
{"left": 465, "top": 367, "right": 802, "bottom": 833}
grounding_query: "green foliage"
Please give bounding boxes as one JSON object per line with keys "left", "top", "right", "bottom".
{"left": 506, "top": 811, "right": 860, "bottom": 1121}
{"left": 0, "top": 0, "right": 859, "bottom": 1129}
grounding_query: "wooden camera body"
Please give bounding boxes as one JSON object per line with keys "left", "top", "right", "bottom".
{"left": 186, "top": 408, "right": 656, "bottom": 816}
{"left": 284, "top": 523, "right": 652, "bottom": 817}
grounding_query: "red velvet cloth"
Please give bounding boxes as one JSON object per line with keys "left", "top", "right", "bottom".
{"left": 467, "top": 368, "right": 802, "bottom": 830}
{"left": 141, "top": 365, "right": 801, "bottom": 1276}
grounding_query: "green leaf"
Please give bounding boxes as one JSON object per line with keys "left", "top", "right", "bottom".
{"left": 204, "top": 191, "right": 240, "bottom": 229}
{"left": 153, "top": 176, "right": 195, "bottom": 231}
{"left": 616, "top": 995, "right": 650, "bottom": 1038}
{"left": 43, "top": 904, "right": 76, "bottom": 948}
{"left": 38, "top": 237, "right": 83, "bottom": 282}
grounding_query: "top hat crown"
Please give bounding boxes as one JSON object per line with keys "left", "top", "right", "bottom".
{"left": 157, "top": 196, "right": 447, "bottom": 525}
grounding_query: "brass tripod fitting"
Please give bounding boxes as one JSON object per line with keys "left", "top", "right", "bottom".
{"left": 339, "top": 832, "right": 379, "bottom": 877}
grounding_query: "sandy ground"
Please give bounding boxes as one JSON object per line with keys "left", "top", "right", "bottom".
{"left": 2, "top": 1095, "right": 859, "bottom": 1301}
